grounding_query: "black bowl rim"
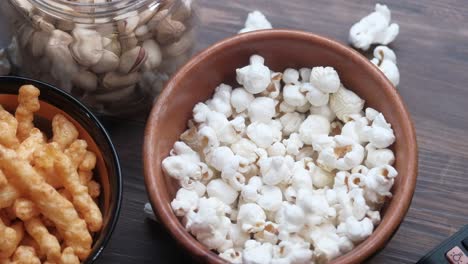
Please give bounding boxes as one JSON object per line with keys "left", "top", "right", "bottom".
{"left": 0, "top": 75, "right": 123, "bottom": 263}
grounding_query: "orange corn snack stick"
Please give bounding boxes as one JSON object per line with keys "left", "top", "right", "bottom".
{"left": 12, "top": 246, "right": 40, "bottom": 264}
{"left": 0, "top": 185, "right": 20, "bottom": 209}
{"left": 78, "top": 151, "right": 96, "bottom": 172}
{"left": 15, "top": 85, "right": 40, "bottom": 142}
{"left": 0, "top": 147, "right": 92, "bottom": 260}
{"left": 16, "top": 129, "right": 45, "bottom": 162}
{"left": 87, "top": 180, "right": 101, "bottom": 199}
{"left": 12, "top": 199, "right": 40, "bottom": 222}
{"left": 51, "top": 147, "right": 102, "bottom": 232}
{"left": 0, "top": 210, "right": 11, "bottom": 226}
{"left": 59, "top": 248, "right": 79, "bottom": 264}
{"left": 51, "top": 115, "right": 78, "bottom": 150}
{"left": 0, "top": 109, "right": 19, "bottom": 148}
{"left": 32, "top": 146, "right": 62, "bottom": 189}
{"left": 24, "top": 217, "right": 61, "bottom": 262}
{"left": 0, "top": 169, "right": 8, "bottom": 187}
{"left": 64, "top": 140, "right": 87, "bottom": 169}
{"left": 78, "top": 171, "right": 92, "bottom": 185}
{"left": 58, "top": 189, "right": 72, "bottom": 202}
{"left": 20, "top": 235, "right": 45, "bottom": 260}
{"left": 78, "top": 151, "right": 96, "bottom": 185}
{"left": 0, "top": 219, "right": 20, "bottom": 259}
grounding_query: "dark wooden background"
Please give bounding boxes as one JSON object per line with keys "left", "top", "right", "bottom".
{"left": 2, "top": 0, "right": 468, "bottom": 263}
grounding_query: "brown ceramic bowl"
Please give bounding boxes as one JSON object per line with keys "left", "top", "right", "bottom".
{"left": 144, "top": 30, "right": 418, "bottom": 264}
{"left": 0, "top": 76, "right": 122, "bottom": 263}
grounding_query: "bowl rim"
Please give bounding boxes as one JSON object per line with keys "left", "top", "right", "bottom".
{"left": 143, "top": 29, "right": 418, "bottom": 264}
{"left": 0, "top": 75, "right": 123, "bottom": 264}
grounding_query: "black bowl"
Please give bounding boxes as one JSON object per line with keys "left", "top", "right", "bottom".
{"left": 0, "top": 76, "right": 122, "bottom": 263}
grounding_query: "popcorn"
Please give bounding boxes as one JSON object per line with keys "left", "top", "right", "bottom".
{"left": 271, "top": 240, "right": 313, "bottom": 264}
{"left": 298, "top": 115, "right": 330, "bottom": 145}
{"left": 257, "top": 185, "right": 283, "bottom": 211}
{"left": 239, "top": 11, "right": 273, "bottom": 34}
{"left": 349, "top": 3, "right": 399, "bottom": 50}
{"left": 276, "top": 103, "right": 294, "bottom": 116}
{"left": 230, "top": 116, "right": 246, "bottom": 133}
{"left": 242, "top": 240, "right": 273, "bottom": 264}
{"left": 295, "top": 146, "right": 314, "bottom": 162}
{"left": 309, "top": 66, "right": 341, "bottom": 93}
{"left": 307, "top": 223, "right": 341, "bottom": 262}
{"left": 219, "top": 248, "right": 242, "bottom": 264}
{"left": 254, "top": 221, "right": 279, "bottom": 244}
{"left": 231, "top": 138, "right": 258, "bottom": 164}
{"left": 164, "top": 54, "right": 400, "bottom": 263}
{"left": 283, "top": 84, "right": 307, "bottom": 107}
{"left": 335, "top": 186, "right": 369, "bottom": 222}
{"left": 207, "top": 83, "right": 233, "bottom": 118}
{"left": 229, "top": 223, "right": 250, "bottom": 248}
{"left": 206, "top": 146, "right": 237, "bottom": 172}
{"left": 317, "top": 136, "right": 365, "bottom": 171}
{"left": 363, "top": 165, "right": 398, "bottom": 205}
{"left": 371, "top": 46, "right": 400, "bottom": 86}
{"left": 337, "top": 216, "right": 374, "bottom": 242}
{"left": 279, "top": 112, "right": 305, "bottom": 136}
{"left": 365, "top": 143, "right": 395, "bottom": 168}
{"left": 258, "top": 155, "right": 295, "bottom": 186}
{"left": 198, "top": 126, "right": 220, "bottom": 151}
{"left": 193, "top": 102, "right": 211, "bottom": 123}
{"left": 207, "top": 179, "right": 239, "bottom": 205}
{"left": 299, "top": 68, "right": 312, "bottom": 82}
{"left": 362, "top": 113, "right": 395, "bottom": 148}
{"left": 282, "top": 68, "right": 300, "bottom": 85}
{"left": 241, "top": 176, "right": 263, "bottom": 203}
{"left": 236, "top": 55, "right": 271, "bottom": 94}
{"left": 296, "top": 189, "right": 336, "bottom": 226}
{"left": 267, "top": 142, "right": 286, "bottom": 157}
{"left": 310, "top": 104, "right": 336, "bottom": 122}
{"left": 341, "top": 116, "right": 369, "bottom": 144}
{"left": 247, "top": 122, "right": 279, "bottom": 148}
{"left": 301, "top": 82, "right": 329, "bottom": 107}
{"left": 310, "top": 163, "right": 335, "bottom": 188}
{"left": 283, "top": 133, "right": 304, "bottom": 156}
{"left": 275, "top": 202, "right": 306, "bottom": 238}
{"left": 162, "top": 153, "right": 202, "bottom": 182}
{"left": 248, "top": 97, "right": 276, "bottom": 123}
{"left": 221, "top": 163, "right": 246, "bottom": 191}
{"left": 330, "top": 85, "right": 365, "bottom": 122}
{"left": 237, "top": 203, "right": 267, "bottom": 233}
{"left": 185, "top": 197, "right": 231, "bottom": 251}
{"left": 365, "top": 107, "right": 380, "bottom": 122}
{"left": 231, "top": 87, "right": 255, "bottom": 113}
{"left": 206, "top": 111, "right": 238, "bottom": 144}
{"left": 171, "top": 188, "right": 199, "bottom": 216}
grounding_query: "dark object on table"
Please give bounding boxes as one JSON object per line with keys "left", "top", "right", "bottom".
{"left": 0, "top": 76, "right": 123, "bottom": 263}
{"left": 417, "top": 225, "right": 468, "bottom": 264}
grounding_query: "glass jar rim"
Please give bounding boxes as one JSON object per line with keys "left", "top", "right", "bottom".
{"left": 28, "top": 0, "right": 169, "bottom": 23}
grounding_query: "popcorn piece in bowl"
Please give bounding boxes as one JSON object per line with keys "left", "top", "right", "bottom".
{"left": 162, "top": 54, "right": 398, "bottom": 263}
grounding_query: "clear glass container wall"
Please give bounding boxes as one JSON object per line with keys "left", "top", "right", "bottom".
{"left": 0, "top": 0, "right": 196, "bottom": 115}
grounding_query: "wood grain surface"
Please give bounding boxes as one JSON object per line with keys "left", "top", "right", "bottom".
{"left": 3, "top": 0, "right": 468, "bottom": 263}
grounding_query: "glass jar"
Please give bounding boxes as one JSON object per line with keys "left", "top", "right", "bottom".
{"left": 0, "top": 0, "right": 197, "bottom": 115}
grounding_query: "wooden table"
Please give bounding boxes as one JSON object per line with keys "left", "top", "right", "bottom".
{"left": 2, "top": 0, "right": 468, "bottom": 263}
